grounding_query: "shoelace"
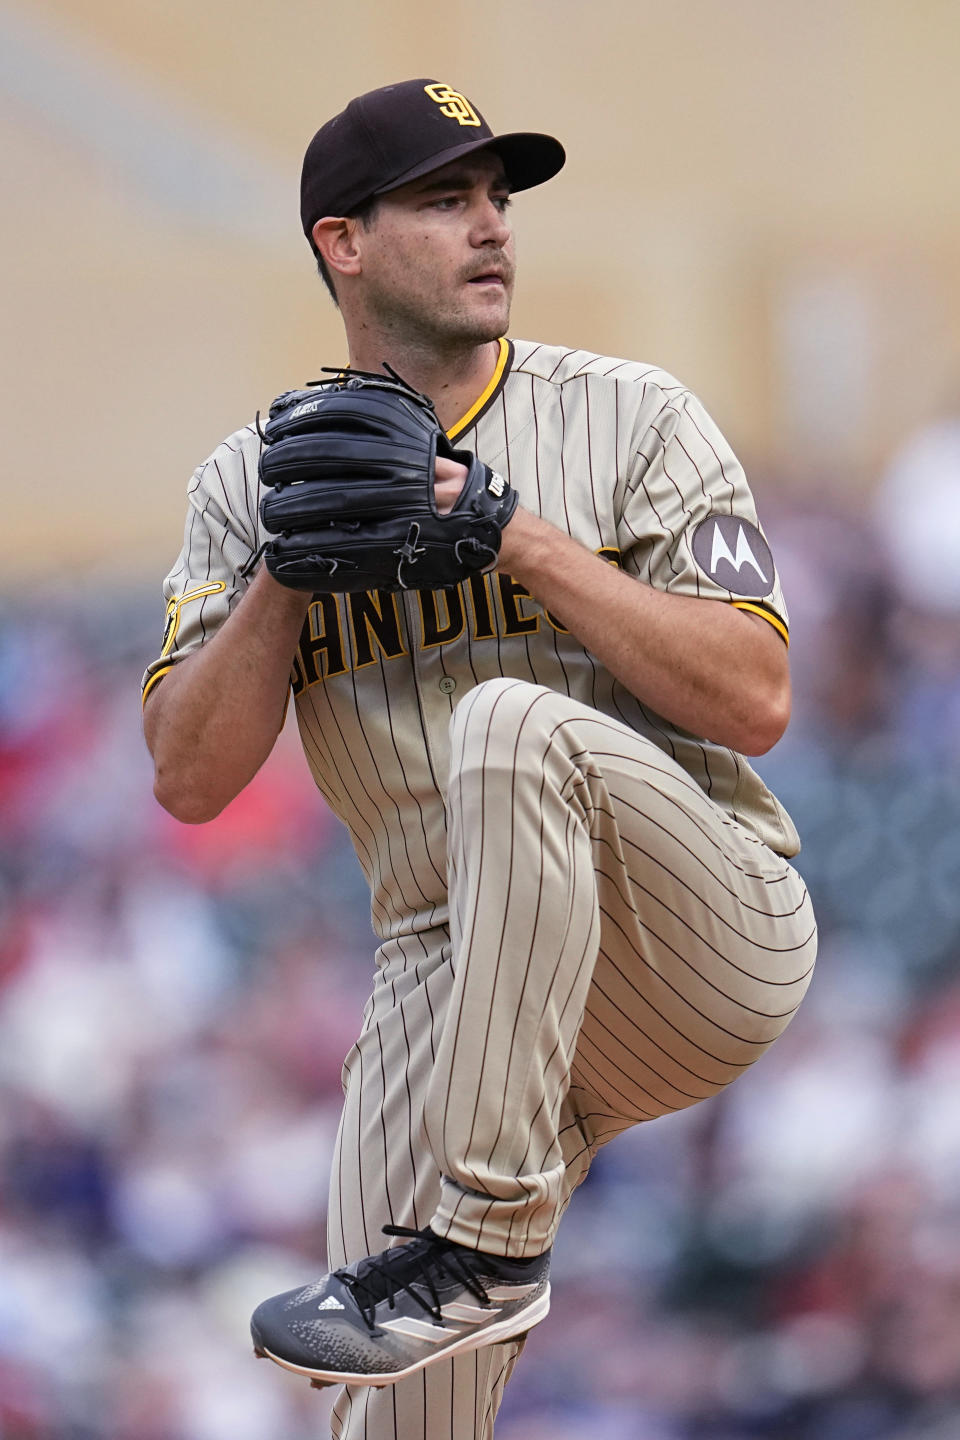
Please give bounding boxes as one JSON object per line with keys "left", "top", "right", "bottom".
{"left": 333, "top": 1225, "right": 494, "bottom": 1331}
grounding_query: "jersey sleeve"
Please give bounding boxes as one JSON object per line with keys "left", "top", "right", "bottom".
{"left": 616, "top": 389, "right": 788, "bottom": 643}
{"left": 141, "top": 425, "right": 262, "bottom": 705}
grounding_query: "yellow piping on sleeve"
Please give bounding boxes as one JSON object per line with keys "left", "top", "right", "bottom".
{"left": 732, "top": 601, "right": 789, "bottom": 647}
{"left": 142, "top": 665, "right": 174, "bottom": 706}
{"left": 142, "top": 581, "right": 228, "bottom": 707}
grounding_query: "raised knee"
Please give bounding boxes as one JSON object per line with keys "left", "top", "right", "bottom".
{"left": 449, "top": 678, "right": 552, "bottom": 749}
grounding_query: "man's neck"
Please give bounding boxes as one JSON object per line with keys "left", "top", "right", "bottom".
{"left": 345, "top": 333, "right": 502, "bottom": 434}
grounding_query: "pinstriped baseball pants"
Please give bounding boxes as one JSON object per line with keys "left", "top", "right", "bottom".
{"left": 329, "top": 678, "right": 817, "bottom": 1440}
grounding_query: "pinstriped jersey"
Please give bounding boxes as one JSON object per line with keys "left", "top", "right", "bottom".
{"left": 143, "top": 338, "right": 800, "bottom": 938}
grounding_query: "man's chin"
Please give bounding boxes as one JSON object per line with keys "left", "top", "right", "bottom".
{"left": 468, "top": 320, "right": 510, "bottom": 345}
{"left": 385, "top": 293, "right": 511, "bottom": 350}
{"left": 451, "top": 303, "right": 511, "bottom": 346}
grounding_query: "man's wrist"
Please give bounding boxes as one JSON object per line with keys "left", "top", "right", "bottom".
{"left": 496, "top": 505, "right": 563, "bottom": 582}
{"left": 250, "top": 564, "right": 315, "bottom": 616}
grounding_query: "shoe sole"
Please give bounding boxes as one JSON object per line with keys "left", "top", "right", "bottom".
{"left": 253, "top": 1285, "right": 550, "bottom": 1388}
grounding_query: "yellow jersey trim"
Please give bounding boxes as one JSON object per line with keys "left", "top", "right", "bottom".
{"left": 447, "top": 338, "right": 511, "bottom": 441}
{"left": 732, "top": 601, "right": 789, "bottom": 647}
{"left": 142, "top": 580, "right": 227, "bottom": 707}
{"left": 142, "top": 664, "right": 174, "bottom": 706}
{"left": 161, "top": 581, "right": 226, "bottom": 658}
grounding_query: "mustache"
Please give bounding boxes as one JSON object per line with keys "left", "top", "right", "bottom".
{"left": 461, "top": 255, "right": 514, "bottom": 283}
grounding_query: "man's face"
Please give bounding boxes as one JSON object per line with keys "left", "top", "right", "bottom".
{"left": 352, "top": 151, "right": 515, "bottom": 348}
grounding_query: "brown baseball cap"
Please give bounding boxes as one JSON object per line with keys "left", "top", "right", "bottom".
{"left": 300, "top": 79, "right": 565, "bottom": 244}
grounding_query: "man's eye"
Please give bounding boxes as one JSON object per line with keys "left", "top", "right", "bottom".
{"left": 493, "top": 195, "right": 512, "bottom": 213}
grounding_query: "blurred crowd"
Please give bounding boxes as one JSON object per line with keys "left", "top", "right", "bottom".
{"left": 4, "top": 421, "right": 960, "bottom": 1439}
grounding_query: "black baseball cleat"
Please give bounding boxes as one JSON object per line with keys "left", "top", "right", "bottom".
{"left": 250, "top": 1225, "right": 551, "bottom": 1387}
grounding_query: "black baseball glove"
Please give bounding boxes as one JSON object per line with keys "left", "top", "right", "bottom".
{"left": 257, "top": 370, "right": 518, "bottom": 593}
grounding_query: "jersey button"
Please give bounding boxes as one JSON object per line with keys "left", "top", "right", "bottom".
{"left": 439, "top": 676, "right": 457, "bottom": 695}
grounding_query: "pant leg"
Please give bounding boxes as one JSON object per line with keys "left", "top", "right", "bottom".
{"left": 426, "top": 678, "right": 817, "bottom": 1256}
{"left": 327, "top": 933, "right": 525, "bottom": 1440}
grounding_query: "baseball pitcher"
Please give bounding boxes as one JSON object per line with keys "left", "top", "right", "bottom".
{"left": 143, "top": 78, "right": 816, "bottom": 1440}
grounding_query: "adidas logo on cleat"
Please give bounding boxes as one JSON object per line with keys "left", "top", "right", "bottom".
{"left": 318, "top": 1295, "right": 345, "bottom": 1311}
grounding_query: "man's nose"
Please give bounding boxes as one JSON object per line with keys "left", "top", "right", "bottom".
{"left": 472, "top": 199, "right": 511, "bottom": 247}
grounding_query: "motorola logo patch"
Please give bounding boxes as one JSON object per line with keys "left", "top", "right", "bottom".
{"left": 691, "top": 516, "right": 775, "bottom": 597}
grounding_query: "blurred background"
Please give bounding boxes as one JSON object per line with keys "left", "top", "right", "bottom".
{"left": 4, "top": 1, "right": 960, "bottom": 1436}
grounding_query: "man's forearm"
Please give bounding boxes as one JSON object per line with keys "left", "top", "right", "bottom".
{"left": 497, "top": 508, "right": 790, "bottom": 756}
{"left": 144, "top": 568, "right": 311, "bottom": 823}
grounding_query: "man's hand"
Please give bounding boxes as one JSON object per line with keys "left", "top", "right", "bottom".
{"left": 258, "top": 377, "right": 517, "bottom": 592}
{"left": 434, "top": 456, "right": 469, "bottom": 513}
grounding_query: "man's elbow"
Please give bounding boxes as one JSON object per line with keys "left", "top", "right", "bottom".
{"left": 144, "top": 681, "right": 231, "bottom": 823}
{"left": 152, "top": 764, "right": 230, "bottom": 825}
{"left": 739, "top": 681, "right": 791, "bottom": 756}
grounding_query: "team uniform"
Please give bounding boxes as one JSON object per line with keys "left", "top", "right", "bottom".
{"left": 144, "top": 338, "right": 816, "bottom": 1439}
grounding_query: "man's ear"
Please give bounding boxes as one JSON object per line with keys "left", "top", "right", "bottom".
{"left": 312, "top": 217, "right": 363, "bottom": 280}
